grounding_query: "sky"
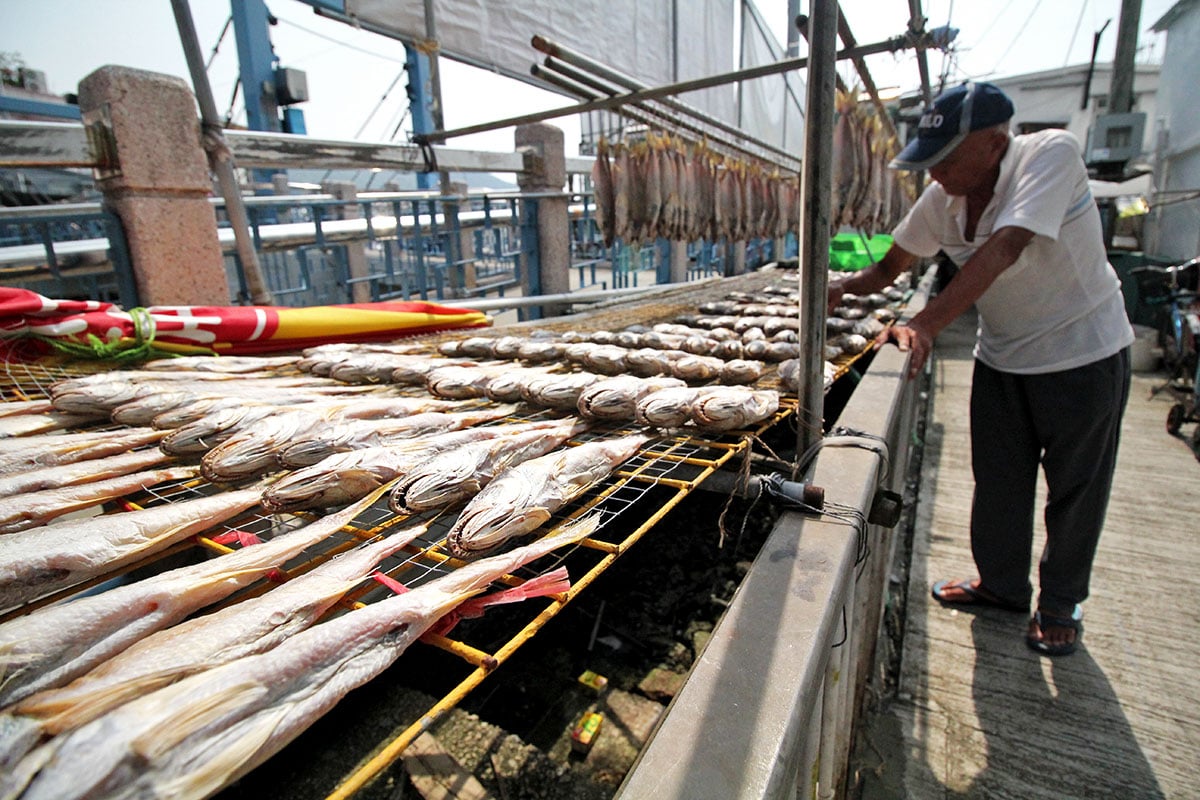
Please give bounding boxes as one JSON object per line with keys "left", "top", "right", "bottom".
{"left": 0, "top": 0, "right": 1181, "bottom": 159}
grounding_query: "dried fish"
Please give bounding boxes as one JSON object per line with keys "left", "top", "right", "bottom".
{"left": 448, "top": 436, "right": 646, "bottom": 556}
{"left": 668, "top": 354, "right": 724, "bottom": 383}
{"left": 0, "top": 412, "right": 104, "bottom": 439}
{"left": 484, "top": 367, "right": 557, "bottom": 403}
{"left": 829, "top": 333, "right": 871, "bottom": 355}
{"left": 262, "top": 421, "right": 564, "bottom": 512}
{"left": 519, "top": 371, "right": 602, "bottom": 409}
{"left": 578, "top": 345, "right": 631, "bottom": 376}
{"left": 691, "top": 387, "right": 779, "bottom": 432}
{"left": 270, "top": 406, "right": 519, "bottom": 472}
{"left": 139, "top": 355, "right": 297, "bottom": 373}
{"left": 158, "top": 403, "right": 284, "bottom": 456}
{"left": 1, "top": 517, "right": 596, "bottom": 800}
{"left": 4, "top": 515, "right": 427, "bottom": 762}
{"left": 0, "top": 465, "right": 198, "bottom": 535}
{"left": 635, "top": 387, "right": 701, "bottom": 428}
{"left": 0, "top": 486, "right": 263, "bottom": 611}
{"left": 577, "top": 376, "right": 686, "bottom": 421}
{"left": 0, "top": 491, "right": 397, "bottom": 717}
{"left": 0, "top": 428, "right": 166, "bottom": 476}
{"left": 718, "top": 359, "right": 767, "bottom": 385}
{"left": 0, "top": 447, "right": 173, "bottom": 500}
{"left": 389, "top": 418, "right": 587, "bottom": 514}
{"left": 425, "top": 364, "right": 508, "bottom": 399}
{"left": 515, "top": 340, "right": 565, "bottom": 363}
{"left": 624, "top": 348, "right": 675, "bottom": 378}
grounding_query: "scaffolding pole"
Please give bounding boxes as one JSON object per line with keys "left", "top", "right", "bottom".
{"left": 798, "top": 0, "right": 840, "bottom": 458}
{"left": 418, "top": 31, "right": 940, "bottom": 146}
{"left": 171, "top": 0, "right": 273, "bottom": 305}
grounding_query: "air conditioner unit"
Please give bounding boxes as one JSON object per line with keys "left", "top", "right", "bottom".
{"left": 1086, "top": 112, "right": 1146, "bottom": 164}
{"left": 18, "top": 68, "right": 47, "bottom": 94}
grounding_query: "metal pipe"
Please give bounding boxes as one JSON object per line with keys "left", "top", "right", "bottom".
{"left": 421, "top": 33, "right": 921, "bottom": 145}
{"left": 171, "top": 0, "right": 273, "bottom": 305}
{"left": 534, "top": 61, "right": 799, "bottom": 172}
{"left": 798, "top": 2, "right": 839, "bottom": 459}
{"left": 533, "top": 35, "right": 803, "bottom": 167}
{"left": 907, "top": 0, "right": 934, "bottom": 105}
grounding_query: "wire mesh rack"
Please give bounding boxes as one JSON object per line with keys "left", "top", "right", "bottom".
{"left": 0, "top": 351, "right": 797, "bottom": 799}
{"left": 0, "top": 268, "right": 893, "bottom": 797}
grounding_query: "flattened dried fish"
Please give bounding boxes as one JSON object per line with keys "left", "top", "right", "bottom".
{"left": 425, "top": 364, "right": 508, "bottom": 399}
{"left": 519, "top": 372, "right": 601, "bottom": 409}
{"left": 0, "top": 465, "right": 198, "bottom": 534}
{"left": 4, "top": 503, "right": 426, "bottom": 756}
{"left": 0, "top": 447, "right": 173, "bottom": 500}
{"left": 0, "top": 428, "right": 166, "bottom": 476}
{"left": 718, "top": 359, "right": 766, "bottom": 385}
{"left": 0, "top": 490, "right": 394, "bottom": 714}
{"left": 576, "top": 376, "right": 686, "bottom": 421}
{"left": 447, "top": 434, "right": 648, "bottom": 556}
{"left": 0, "top": 487, "right": 262, "bottom": 610}
{"left": 691, "top": 387, "right": 779, "bottom": 432}
{"left": 635, "top": 386, "right": 702, "bottom": 428}
{"left": 3, "top": 517, "right": 596, "bottom": 800}
{"left": 389, "top": 418, "right": 586, "bottom": 514}
{"left": 262, "top": 420, "right": 564, "bottom": 512}
{"left": 270, "top": 405, "right": 518, "bottom": 472}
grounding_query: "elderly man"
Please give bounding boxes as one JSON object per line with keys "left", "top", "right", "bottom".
{"left": 828, "top": 81, "right": 1133, "bottom": 656}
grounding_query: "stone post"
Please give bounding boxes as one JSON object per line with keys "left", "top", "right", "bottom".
{"left": 323, "top": 181, "right": 372, "bottom": 303}
{"left": 443, "top": 180, "right": 473, "bottom": 297}
{"left": 77, "top": 66, "right": 230, "bottom": 306}
{"left": 515, "top": 123, "right": 569, "bottom": 317}
{"left": 669, "top": 241, "right": 689, "bottom": 283}
{"left": 731, "top": 241, "right": 747, "bottom": 276}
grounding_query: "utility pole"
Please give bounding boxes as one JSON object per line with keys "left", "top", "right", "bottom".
{"left": 1109, "top": 0, "right": 1143, "bottom": 114}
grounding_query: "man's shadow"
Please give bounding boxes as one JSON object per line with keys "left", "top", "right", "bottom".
{"left": 959, "top": 614, "right": 1165, "bottom": 798}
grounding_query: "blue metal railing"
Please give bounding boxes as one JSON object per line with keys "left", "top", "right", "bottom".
{"left": 1, "top": 190, "right": 796, "bottom": 313}
{"left": 0, "top": 205, "right": 137, "bottom": 307}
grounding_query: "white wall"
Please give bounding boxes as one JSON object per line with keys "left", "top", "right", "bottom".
{"left": 1147, "top": 2, "right": 1200, "bottom": 260}
{"left": 993, "top": 64, "right": 1161, "bottom": 159}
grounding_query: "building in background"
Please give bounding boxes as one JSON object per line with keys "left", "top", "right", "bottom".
{"left": 1146, "top": 0, "right": 1199, "bottom": 260}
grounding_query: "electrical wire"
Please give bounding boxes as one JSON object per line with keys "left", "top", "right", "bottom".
{"left": 205, "top": 16, "right": 233, "bottom": 72}
{"left": 989, "top": 0, "right": 1043, "bottom": 77}
{"left": 273, "top": 14, "right": 408, "bottom": 65}
{"left": 1065, "top": 0, "right": 1089, "bottom": 67}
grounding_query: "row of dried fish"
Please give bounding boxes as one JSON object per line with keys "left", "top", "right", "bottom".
{"left": 0, "top": 509, "right": 596, "bottom": 800}
{"left": 832, "top": 89, "right": 916, "bottom": 235}
{"left": 592, "top": 133, "right": 801, "bottom": 248}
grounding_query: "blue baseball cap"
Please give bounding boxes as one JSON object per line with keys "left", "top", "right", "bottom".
{"left": 890, "top": 81, "right": 1014, "bottom": 171}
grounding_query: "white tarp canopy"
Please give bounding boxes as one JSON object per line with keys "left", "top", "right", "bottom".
{"left": 338, "top": 0, "right": 803, "bottom": 158}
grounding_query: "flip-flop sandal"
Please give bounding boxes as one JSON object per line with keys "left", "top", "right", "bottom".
{"left": 931, "top": 578, "right": 1030, "bottom": 613}
{"left": 1026, "top": 607, "right": 1084, "bottom": 656}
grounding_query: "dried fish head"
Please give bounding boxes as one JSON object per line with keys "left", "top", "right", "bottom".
{"left": 669, "top": 354, "right": 723, "bottom": 383}
{"left": 636, "top": 386, "right": 701, "bottom": 428}
{"left": 718, "top": 360, "right": 766, "bottom": 385}
{"left": 425, "top": 365, "right": 502, "bottom": 399}
{"left": 519, "top": 373, "right": 600, "bottom": 409}
{"left": 692, "top": 387, "right": 780, "bottom": 432}
{"left": 577, "top": 376, "right": 685, "bottom": 421}
{"left": 449, "top": 498, "right": 553, "bottom": 556}
{"left": 579, "top": 345, "right": 630, "bottom": 376}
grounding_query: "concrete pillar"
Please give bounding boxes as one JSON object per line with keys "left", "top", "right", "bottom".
{"left": 731, "top": 241, "right": 747, "bottom": 276}
{"left": 515, "top": 123, "right": 569, "bottom": 317}
{"left": 78, "top": 66, "right": 230, "bottom": 306}
{"left": 323, "top": 181, "right": 371, "bottom": 303}
{"left": 669, "top": 240, "right": 689, "bottom": 283}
